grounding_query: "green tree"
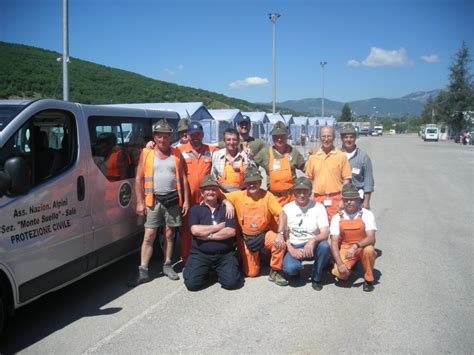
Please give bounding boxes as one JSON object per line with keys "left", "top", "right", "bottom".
{"left": 339, "top": 103, "right": 352, "bottom": 122}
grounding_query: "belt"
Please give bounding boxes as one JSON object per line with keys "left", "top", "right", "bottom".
{"left": 314, "top": 191, "right": 340, "bottom": 197}
{"left": 270, "top": 190, "right": 289, "bottom": 197}
{"left": 198, "top": 248, "right": 233, "bottom": 256}
{"left": 242, "top": 232, "right": 266, "bottom": 240}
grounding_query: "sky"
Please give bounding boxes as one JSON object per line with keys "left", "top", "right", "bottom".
{"left": 1, "top": 0, "right": 473, "bottom": 104}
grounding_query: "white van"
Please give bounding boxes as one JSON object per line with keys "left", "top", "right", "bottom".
{"left": 0, "top": 99, "right": 179, "bottom": 331}
{"left": 424, "top": 125, "right": 439, "bottom": 141}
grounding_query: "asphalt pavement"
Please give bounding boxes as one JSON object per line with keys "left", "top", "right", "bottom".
{"left": 1, "top": 134, "right": 473, "bottom": 354}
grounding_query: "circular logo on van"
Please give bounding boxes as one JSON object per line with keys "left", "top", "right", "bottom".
{"left": 118, "top": 182, "right": 132, "bottom": 208}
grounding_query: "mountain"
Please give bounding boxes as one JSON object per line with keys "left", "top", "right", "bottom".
{"left": 0, "top": 41, "right": 287, "bottom": 113}
{"left": 276, "top": 90, "right": 441, "bottom": 118}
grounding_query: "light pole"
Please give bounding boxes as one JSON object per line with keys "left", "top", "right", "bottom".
{"left": 269, "top": 13, "right": 281, "bottom": 114}
{"left": 62, "top": 0, "right": 69, "bottom": 101}
{"left": 320, "top": 61, "right": 327, "bottom": 117}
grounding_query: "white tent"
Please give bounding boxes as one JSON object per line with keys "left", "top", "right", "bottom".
{"left": 240, "top": 112, "right": 269, "bottom": 140}
{"left": 207, "top": 109, "right": 242, "bottom": 144}
{"left": 290, "top": 116, "right": 309, "bottom": 145}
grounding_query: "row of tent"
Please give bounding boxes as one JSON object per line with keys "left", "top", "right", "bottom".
{"left": 112, "top": 102, "right": 336, "bottom": 145}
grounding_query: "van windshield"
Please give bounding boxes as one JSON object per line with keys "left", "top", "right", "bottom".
{"left": 0, "top": 105, "right": 25, "bottom": 131}
{"left": 427, "top": 128, "right": 438, "bottom": 133}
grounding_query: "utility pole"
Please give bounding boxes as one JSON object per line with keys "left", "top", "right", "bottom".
{"left": 269, "top": 13, "right": 281, "bottom": 114}
{"left": 320, "top": 61, "right": 327, "bottom": 117}
{"left": 62, "top": 0, "right": 69, "bottom": 101}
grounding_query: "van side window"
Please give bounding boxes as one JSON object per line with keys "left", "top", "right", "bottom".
{"left": 0, "top": 109, "right": 76, "bottom": 189}
{"left": 88, "top": 116, "right": 150, "bottom": 181}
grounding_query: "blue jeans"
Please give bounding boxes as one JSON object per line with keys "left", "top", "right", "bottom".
{"left": 283, "top": 240, "right": 331, "bottom": 283}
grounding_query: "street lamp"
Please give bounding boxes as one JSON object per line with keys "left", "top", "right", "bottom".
{"left": 62, "top": 0, "right": 69, "bottom": 101}
{"left": 320, "top": 61, "right": 327, "bottom": 117}
{"left": 269, "top": 12, "right": 281, "bottom": 114}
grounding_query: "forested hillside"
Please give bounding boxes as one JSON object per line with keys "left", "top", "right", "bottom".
{"left": 0, "top": 41, "right": 281, "bottom": 112}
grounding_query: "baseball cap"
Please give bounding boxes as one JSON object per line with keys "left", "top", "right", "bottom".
{"left": 340, "top": 124, "right": 357, "bottom": 136}
{"left": 341, "top": 183, "right": 360, "bottom": 199}
{"left": 153, "top": 119, "right": 173, "bottom": 133}
{"left": 200, "top": 175, "right": 219, "bottom": 188}
{"left": 292, "top": 177, "right": 312, "bottom": 191}
{"left": 244, "top": 167, "right": 263, "bottom": 183}
{"left": 187, "top": 121, "right": 204, "bottom": 135}
{"left": 237, "top": 115, "right": 251, "bottom": 125}
{"left": 177, "top": 118, "right": 190, "bottom": 133}
{"left": 271, "top": 121, "right": 288, "bottom": 136}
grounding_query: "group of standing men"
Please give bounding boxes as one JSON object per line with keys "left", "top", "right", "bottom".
{"left": 128, "top": 115, "right": 378, "bottom": 292}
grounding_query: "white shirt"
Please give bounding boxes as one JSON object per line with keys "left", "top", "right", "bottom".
{"left": 330, "top": 208, "right": 377, "bottom": 236}
{"left": 284, "top": 200, "right": 329, "bottom": 245}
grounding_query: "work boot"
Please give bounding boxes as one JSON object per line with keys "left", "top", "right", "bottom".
{"left": 127, "top": 266, "right": 151, "bottom": 287}
{"left": 268, "top": 270, "right": 288, "bottom": 286}
{"left": 312, "top": 281, "right": 323, "bottom": 291}
{"left": 163, "top": 263, "right": 180, "bottom": 280}
{"left": 363, "top": 281, "right": 374, "bottom": 292}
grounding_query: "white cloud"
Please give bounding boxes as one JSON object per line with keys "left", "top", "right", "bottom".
{"left": 164, "top": 64, "right": 184, "bottom": 75}
{"left": 229, "top": 76, "right": 269, "bottom": 89}
{"left": 361, "top": 47, "right": 410, "bottom": 67}
{"left": 420, "top": 54, "right": 439, "bottom": 63}
{"left": 347, "top": 59, "right": 360, "bottom": 67}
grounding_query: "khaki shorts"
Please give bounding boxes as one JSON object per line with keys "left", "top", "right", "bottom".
{"left": 144, "top": 201, "right": 181, "bottom": 229}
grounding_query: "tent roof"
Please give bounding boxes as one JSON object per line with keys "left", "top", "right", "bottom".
{"left": 208, "top": 109, "right": 242, "bottom": 122}
{"left": 242, "top": 112, "right": 269, "bottom": 124}
{"left": 292, "top": 116, "right": 309, "bottom": 125}
{"left": 111, "top": 102, "right": 212, "bottom": 120}
{"left": 266, "top": 113, "right": 285, "bottom": 124}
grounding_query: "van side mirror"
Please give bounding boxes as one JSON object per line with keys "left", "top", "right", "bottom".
{"left": 0, "top": 156, "right": 31, "bottom": 196}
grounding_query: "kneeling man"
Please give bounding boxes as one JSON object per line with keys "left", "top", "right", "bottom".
{"left": 183, "top": 175, "right": 240, "bottom": 291}
{"left": 330, "top": 183, "right": 377, "bottom": 292}
{"left": 283, "top": 177, "right": 331, "bottom": 291}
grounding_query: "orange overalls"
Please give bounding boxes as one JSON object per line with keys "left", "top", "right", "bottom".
{"left": 219, "top": 159, "right": 245, "bottom": 192}
{"left": 268, "top": 147, "right": 295, "bottom": 207}
{"left": 331, "top": 212, "right": 376, "bottom": 282}
{"left": 237, "top": 198, "right": 285, "bottom": 277}
{"left": 179, "top": 144, "right": 215, "bottom": 262}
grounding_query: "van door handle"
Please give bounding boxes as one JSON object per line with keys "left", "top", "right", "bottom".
{"left": 77, "top": 176, "right": 85, "bottom": 201}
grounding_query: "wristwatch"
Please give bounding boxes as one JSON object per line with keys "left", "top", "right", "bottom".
{"left": 278, "top": 231, "right": 285, "bottom": 237}
{"left": 355, "top": 242, "right": 361, "bottom": 248}
{"left": 208, "top": 233, "right": 214, "bottom": 240}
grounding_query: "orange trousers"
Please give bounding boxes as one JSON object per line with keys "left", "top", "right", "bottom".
{"left": 179, "top": 213, "right": 192, "bottom": 263}
{"left": 314, "top": 193, "right": 341, "bottom": 221}
{"left": 237, "top": 231, "right": 286, "bottom": 277}
{"left": 331, "top": 244, "right": 376, "bottom": 282}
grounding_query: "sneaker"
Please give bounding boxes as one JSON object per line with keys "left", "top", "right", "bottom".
{"left": 163, "top": 263, "right": 180, "bottom": 280}
{"left": 268, "top": 270, "right": 289, "bottom": 286}
{"left": 312, "top": 281, "right": 323, "bottom": 291}
{"left": 363, "top": 281, "right": 374, "bottom": 292}
{"left": 127, "top": 267, "right": 151, "bottom": 287}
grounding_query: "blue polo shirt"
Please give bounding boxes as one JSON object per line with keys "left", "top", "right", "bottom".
{"left": 188, "top": 202, "right": 236, "bottom": 254}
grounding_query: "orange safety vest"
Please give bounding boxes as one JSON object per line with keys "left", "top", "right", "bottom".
{"left": 268, "top": 146, "right": 294, "bottom": 192}
{"left": 143, "top": 147, "right": 183, "bottom": 208}
{"left": 219, "top": 158, "right": 245, "bottom": 191}
{"left": 240, "top": 197, "right": 270, "bottom": 235}
{"left": 339, "top": 211, "right": 366, "bottom": 245}
{"left": 106, "top": 148, "right": 131, "bottom": 181}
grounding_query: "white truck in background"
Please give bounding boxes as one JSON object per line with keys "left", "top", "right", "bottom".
{"left": 423, "top": 124, "right": 439, "bottom": 141}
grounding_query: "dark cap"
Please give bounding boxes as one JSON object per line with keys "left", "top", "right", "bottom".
{"left": 187, "top": 121, "right": 204, "bottom": 135}
{"left": 244, "top": 166, "right": 263, "bottom": 183}
{"left": 237, "top": 115, "right": 251, "bottom": 125}
{"left": 340, "top": 124, "right": 357, "bottom": 136}
{"left": 292, "top": 176, "right": 312, "bottom": 191}
{"left": 341, "top": 183, "right": 360, "bottom": 199}
{"left": 200, "top": 175, "right": 219, "bottom": 188}
{"left": 271, "top": 121, "right": 288, "bottom": 136}
{"left": 177, "top": 118, "right": 190, "bottom": 133}
{"left": 153, "top": 119, "right": 173, "bottom": 133}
